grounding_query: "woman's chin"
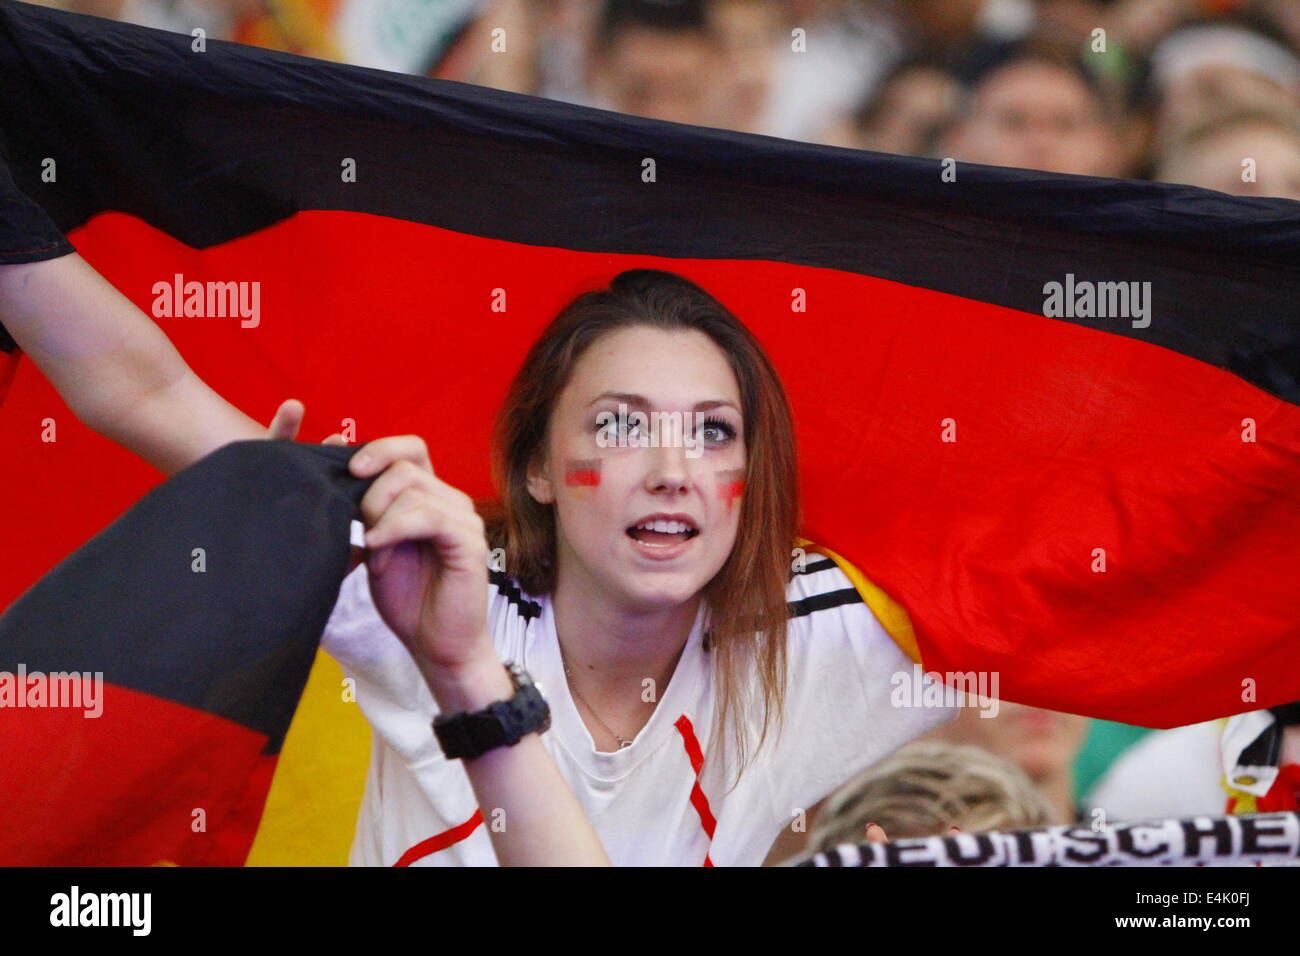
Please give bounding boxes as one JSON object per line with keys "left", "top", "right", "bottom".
{"left": 613, "top": 571, "right": 705, "bottom": 612}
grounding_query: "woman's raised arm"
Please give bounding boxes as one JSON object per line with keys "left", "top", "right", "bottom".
{"left": 0, "top": 252, "right": 304, "bottom": 475}
{"left": 352, "top": 434, "right": 613, "bottom": 866}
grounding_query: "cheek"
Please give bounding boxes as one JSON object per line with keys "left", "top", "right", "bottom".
{"left": 563, "top": 458, "right": 602, "bottom": 491}
{"left": 714, "top": 468, "right": 745, "bottom": 513}
{"left": 557, "top": 458, "right": 620, "bottom": 544}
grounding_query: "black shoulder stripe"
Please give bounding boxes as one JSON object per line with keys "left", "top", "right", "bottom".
{"left": 489, "top": 570, "right": 542, "bottom": 622}
{"left": 1240, "top": 722, "right": 1281, "bottom": 769}
{"left": 787, "top": 587, "right": 864, "bottom": 619}
{"left": 793, "top": 557, "right": 837, "bottom": 576}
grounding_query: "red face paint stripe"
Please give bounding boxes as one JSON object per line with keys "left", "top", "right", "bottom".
{"left": 564, "top": 459, "right": 601, "bottom": 487}
{"left": 716, "top": 469, "right": 745, "bottom": 510}
{"left": 392, "top": 808, "right": 484, "bottom": 866}
{"left": 674, "top": 713, "right": 717, "bottom": 866}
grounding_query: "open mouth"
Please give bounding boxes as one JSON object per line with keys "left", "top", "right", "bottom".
{"left": 626, "top": 518, "right": 700, "bottom": 547}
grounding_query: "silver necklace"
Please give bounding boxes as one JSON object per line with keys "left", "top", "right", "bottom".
{"left": 558, "top": 643, "right": 635, "bottom": 749}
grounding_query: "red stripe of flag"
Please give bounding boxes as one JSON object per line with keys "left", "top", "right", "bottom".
{"left": 0, "top": 681, "right": 273, "bottom": 866}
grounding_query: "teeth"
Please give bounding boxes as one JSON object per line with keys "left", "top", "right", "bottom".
{"left": 635, "top": 519, "right": 694, "bottom": 534}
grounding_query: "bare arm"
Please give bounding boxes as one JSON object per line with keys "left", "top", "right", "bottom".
{"left": 426, "top": 653, "right": 613, "bottom": 866}
{"left": 0, "top": 253, "right": 287, "bottom": 475}
{"left": 353, "top": 435, "right": 612, "bottom": 866}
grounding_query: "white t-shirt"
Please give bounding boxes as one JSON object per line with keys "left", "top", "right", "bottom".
{"left": 322, "top": 522, "right": 956, "bottom": 866}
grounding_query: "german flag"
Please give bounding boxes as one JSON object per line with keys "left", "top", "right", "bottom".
{"left": 0, "top": 440, "right": 367, "bottom": 865}
{"left": 1, "top": 1, "right": 1298, "bottom": 863}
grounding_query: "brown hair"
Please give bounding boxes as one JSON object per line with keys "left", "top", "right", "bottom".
{"left": 479, "top": 269, "right": 798, "bottom": 785}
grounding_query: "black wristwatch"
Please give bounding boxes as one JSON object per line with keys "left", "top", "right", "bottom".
{"left": 432, "top": 660, "right": 551, "bottom": 761}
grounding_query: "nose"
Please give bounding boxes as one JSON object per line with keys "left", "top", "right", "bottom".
{"left": 644, "top": 440, "right": 691, "bottom": 496}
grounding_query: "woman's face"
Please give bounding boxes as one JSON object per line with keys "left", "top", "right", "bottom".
{"left": 528, "top": 325, "right": 747, "bottom": 611}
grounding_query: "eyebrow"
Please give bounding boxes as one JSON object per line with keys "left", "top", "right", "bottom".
{"left": 586, "top": 392, "right": 740, "bottom": 413}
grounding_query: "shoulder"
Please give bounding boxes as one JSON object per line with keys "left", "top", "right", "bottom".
{"left": 486, "top": 569, "right": 542, "bottom": 626}
{"left": 762, "top": 546, "right": 959, "bottom": 810}
{"left": 785, "top": 551, "right": 869, "bottom": 621}
{"left": 485, "top": 569, "right": 544, "bottom": 661}
{"left": 780, "top": 546, "right": 917, "bottom": 678}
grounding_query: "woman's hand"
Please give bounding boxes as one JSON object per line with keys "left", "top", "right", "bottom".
{"left": 348, "top": 435, "right": 492, "bottom": 670}
{"left": 265, "top": 398, "right": 349, "bottom": 445}
{"left": 347, "top": 435, "right": 613, "bottom": 866}
{"left": 266, "top": 399, "right": 305, "bottom": 440}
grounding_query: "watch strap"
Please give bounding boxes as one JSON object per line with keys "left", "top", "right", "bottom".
{"left": 433, "top": 661, "right": 551, "bottom": 760}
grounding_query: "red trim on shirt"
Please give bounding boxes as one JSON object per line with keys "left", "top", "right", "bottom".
{"left": 393, "top": 808, "right": 484, "bottom": 866}
{"left": 392, "top": 720, "right": 719, "bottom": 867}
{"left": 674, "top": 714, "right": 716, "bottom": 866}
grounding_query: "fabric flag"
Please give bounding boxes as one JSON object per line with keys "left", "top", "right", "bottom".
{"left": 0, "top": 440, "right": 369, "bottom": 865}
{"left": 1, "top": 0, "right": 1299, "bottom": 863}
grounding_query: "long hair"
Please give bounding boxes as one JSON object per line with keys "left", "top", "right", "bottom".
{"left": 480, "top": 269, "right": 799, "bottom": 785}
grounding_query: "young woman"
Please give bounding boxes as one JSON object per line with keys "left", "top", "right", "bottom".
{"left": 1, "top": 248, "right": 953, "bottom": 866}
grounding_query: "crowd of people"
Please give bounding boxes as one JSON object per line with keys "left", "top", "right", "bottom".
{"left": 24, "top": 0, "right": 1299, "bottom": 863}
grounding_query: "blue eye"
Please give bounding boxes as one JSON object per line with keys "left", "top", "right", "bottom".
{"left": 700, "top": 417, "right": 737, "bottom": 445}
{"left": 595, "top": 411, "right": 736, "bottom": 447}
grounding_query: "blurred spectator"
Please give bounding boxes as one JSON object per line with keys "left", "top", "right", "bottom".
{"left": 889, "top": 0, "right": 1035, "bottom": 82}
{"left": 927, "top": 700, "right": 1091, "bottom": 824}
{"left": 532, "top": 1, "right": 603, "bottom": 104}
{"left": 756, "top": 0, "right": 901, "bottom": 141}
{"left": 707, "top": 0, "right": 787, "bottom": 133}
{"left": 938, "top": 51, "right": 1128, "bottom": 175}
{"left": 1156, "top": 108, "right": 1300, "bottom": 199}
{"left": 804, "top": 740, "right": 1055, "bottom": 854}
{"left": 1148, "top": 22, "right": 1300, "bottom": 151}
{"left": 584, "top": 0, "right": 723, "bottom": 126}
{"left": 821, "top": 57, "right": 962, "bottom": 154}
